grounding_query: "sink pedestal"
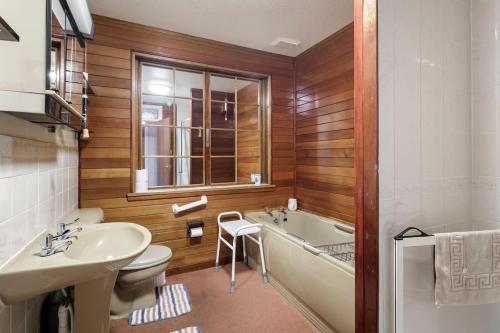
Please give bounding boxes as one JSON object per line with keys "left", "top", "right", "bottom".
{"left": 74, "top": 272, "right": 119, "bottom": 333}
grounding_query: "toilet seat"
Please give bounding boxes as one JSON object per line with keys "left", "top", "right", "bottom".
{"left": 122, "top": 245, "right": 172, "bottom": 270}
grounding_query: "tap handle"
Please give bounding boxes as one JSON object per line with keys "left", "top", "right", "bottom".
{"left": 57, "top": 223, "right": 67, "bottom": 236}
{"left": 67, "top": 218, "right": 80, "bottom": 225}
{"left": 41, "top": 233, "right": 54, "bottom": 249}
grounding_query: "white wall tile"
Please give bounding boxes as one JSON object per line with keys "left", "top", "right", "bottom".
{"left": 0, "top": 178, "right": 13, "bottom": 223}
{"left": 379, "top": 0, "right": 474, "bottom": 331}
{"left": 0, "top": 113, "right": 79, "bottom": 333}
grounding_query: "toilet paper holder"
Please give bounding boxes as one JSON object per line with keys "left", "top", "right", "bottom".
{"left": 187, "top": 220, "right": 204, "bottom": 237}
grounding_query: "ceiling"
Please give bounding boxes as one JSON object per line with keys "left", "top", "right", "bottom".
{"left": 87, "top": 0, "right": 353, "bottom": 57}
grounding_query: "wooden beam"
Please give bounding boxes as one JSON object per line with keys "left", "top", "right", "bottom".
{"left": 354, "top": 0, "right": 379, "bottom": 332}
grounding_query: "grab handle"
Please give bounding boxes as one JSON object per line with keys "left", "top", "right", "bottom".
{"left": 334, "top": 224, "right": 354, "bottom": 235}
{"left": 303, "top": 243, "right": 324, "bottom": 255}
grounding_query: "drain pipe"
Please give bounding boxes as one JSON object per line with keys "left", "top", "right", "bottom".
{"left": 58, "top": 288, "right": 73, "bottom": 333}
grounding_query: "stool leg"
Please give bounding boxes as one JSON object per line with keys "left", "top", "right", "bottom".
{"left": 258, "top": 234, "right": 269, "bottom": 283}
{"left": 242, "top": 235, "right": 248, "bottom": 265}
{"left": 230, "top": 236, "right": 237, "bottom": 293}
{"left": 214, "top": 227, "right": 221, "bottom": 272}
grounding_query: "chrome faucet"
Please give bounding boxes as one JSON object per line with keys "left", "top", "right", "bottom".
{"left": 278, "top": 206, "right": 288, "bottom": 223}
{"left": 265, "top": 207, "right": 279, "bottom": 224}
{"left": 265, "top": 207, "right": 273, "bottom": 217}
{"left": 56, "top": 223, "right": 83, "bottom": 240}
{"left": 40, "top": 233, "right": 72, "bottom": 257}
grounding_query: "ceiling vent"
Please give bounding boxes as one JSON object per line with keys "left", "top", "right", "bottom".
{"left": 271, "top": 37, "right": 301, "bottom": 49}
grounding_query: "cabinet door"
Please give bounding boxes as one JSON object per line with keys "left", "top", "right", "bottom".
{"left": 0, "top": 0, "right": 46, "bottom": 94}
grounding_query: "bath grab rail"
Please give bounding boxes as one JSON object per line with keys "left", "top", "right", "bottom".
{"left": 172, "top": 196, "right": 207, "bottom": 214}
{"left": 334, "top": 224, "right": 354, "bottom": 235}
{"left": 303, "top": 243, "right": 324, "bottom": 255}
{"left": 393, "top": 227, "right": 435, "bottom": 333}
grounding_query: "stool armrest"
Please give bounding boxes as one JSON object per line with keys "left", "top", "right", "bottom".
{"left": 217, "top": 211, "right": 243, "bottom": 226}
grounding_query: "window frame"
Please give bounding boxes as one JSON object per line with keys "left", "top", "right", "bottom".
{"left": 131, "top": 53, "right": 272, "bottom": 192}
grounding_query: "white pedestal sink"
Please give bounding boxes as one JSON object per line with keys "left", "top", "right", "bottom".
{"left": 0, "top": 222, "right": 151, "bottom": 333}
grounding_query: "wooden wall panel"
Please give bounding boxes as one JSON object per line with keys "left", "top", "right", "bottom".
{"left": 294, "top": 23, "right": 355, "bottom": 223}
{"left": 80, "top": 15, "right": 294, "bottom": 274}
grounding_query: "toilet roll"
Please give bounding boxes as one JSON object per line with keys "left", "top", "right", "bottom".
{"left": 190, "top": 227, "right": 203, "bottom": 238}
{"left": 136, "top": 169, "right": 148, "bottom": 182}
{"left": 135, "top": 181, "right": 148, "bottom": 193}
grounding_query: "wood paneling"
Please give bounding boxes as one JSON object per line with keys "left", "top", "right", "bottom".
{"left": 80, "top": 15, "right": 294, "bottom": 274}
{"left": 294, "top": 23, "right": 355, "bottom": 223}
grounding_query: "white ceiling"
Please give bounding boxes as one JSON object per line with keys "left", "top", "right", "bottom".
{"left": 87, "top": 0, "right": 353, "bottom": 57}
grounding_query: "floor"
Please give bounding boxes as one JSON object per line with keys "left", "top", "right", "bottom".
{"left": 110, "top": 263, "right": 319, "bottom": 333}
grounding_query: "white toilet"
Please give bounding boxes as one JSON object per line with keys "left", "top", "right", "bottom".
{"left": 110, "top": 244, "right": 173, "bottom": 318}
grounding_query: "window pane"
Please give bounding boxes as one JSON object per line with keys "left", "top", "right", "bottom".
{"left": 211, "top": 158, "right": 235, "bottom": 183}
{"left": 142, "top": 126, "right": 175, "bottom": 156}
{"left": 176, "top": 128, "right": 204, "bottom": 157}
{"left": 145, "top": 157, "right": 174, "bottom": 187}
{"left": 210, "top": 74, "right": 236, "bottom": 102}
{"left": 211, "top": 101, "right": 235, "bottom": 129}
{"left": 236, "top": 79, "right": 260, "bottom": 106}
{"left": 189, "top": 127, "right": 204, "bottom": 156}
{"left": 189, "top": 158, "right": 204, "bottom": 185}
{"left": 237, "top": 130, "right": 261, "bottom": 184}
{"left": 142, "top": 65, "right": 173, "bottom": 96}
{"left": 211, "top": 130, "right": 235, "bottom": 156}
{"left": 141, "top": 97, "right": 175, "bottom": 113}
{"left": 175, "top": 98, "right": 203, "bottom": 128}
{"left": 176, "top": 158, "right": 204, "bottom": 186}
{"left": 237, "top": 105, "right": 259, "bottom": 130}
{"left": 143, "top": 127, "right": 203, "bottom": 157}
{"left": 175, "top": 69, "right": 204, "bottom": 98}
{"left": 191, "top": 99, "right": 204, "bottom": 127}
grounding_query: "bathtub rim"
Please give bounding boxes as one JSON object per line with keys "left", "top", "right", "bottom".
{"left": 245, "top": 210, "right": 355, "bottom": 275}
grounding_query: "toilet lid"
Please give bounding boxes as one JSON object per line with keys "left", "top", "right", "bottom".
{"left": 122, "top": 245, "right": 172, "bottom": 270}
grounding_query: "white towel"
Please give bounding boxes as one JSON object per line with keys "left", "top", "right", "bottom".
{"left": 435, "top": 230, "right": 500, "bottom": 306}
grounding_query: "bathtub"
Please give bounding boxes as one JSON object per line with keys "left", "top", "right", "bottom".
{"left": 245, "top": 210, "right": 355, "bottom": 333}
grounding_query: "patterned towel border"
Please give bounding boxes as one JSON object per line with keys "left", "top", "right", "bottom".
{"left": 170, "top": 327, "right": 202, "bottom": 333}
{"left": 129, "top": 284, "right": 192, "bottom": 325}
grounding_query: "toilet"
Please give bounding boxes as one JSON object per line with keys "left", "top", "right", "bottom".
{"left": 110, "top": 244, "right": 173, "bottom": 318}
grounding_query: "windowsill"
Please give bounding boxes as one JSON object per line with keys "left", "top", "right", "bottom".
{"left": 127, "top": 184, "right": 277, "bottom": 201}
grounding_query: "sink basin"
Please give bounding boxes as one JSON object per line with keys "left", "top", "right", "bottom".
{"left": 65, "top": 223, "right": 148, "bottom": 262}
{"left": 0, "top": 222, "right": 151, "bottom": 333}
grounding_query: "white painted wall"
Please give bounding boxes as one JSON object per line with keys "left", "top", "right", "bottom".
{"left": 0, "top": 113, "right": 79, "bottom": 333}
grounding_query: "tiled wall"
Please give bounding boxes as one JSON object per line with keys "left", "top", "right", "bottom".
{"left": 378, "top": 0, "right": 473, "bottom": 332}
{"left": 0, "top": 113, "right": 79, "bottom": 333}
{"left": 471, "top": 0, "right": 500, "bottom": 230}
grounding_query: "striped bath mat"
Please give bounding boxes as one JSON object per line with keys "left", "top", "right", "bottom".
{"left": 128, "top": 284, "right": 192, "bottom": 325}
{"left": 171, "top": 327, "right": 202, "bottom": 333}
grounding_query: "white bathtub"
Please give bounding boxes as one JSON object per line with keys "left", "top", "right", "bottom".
{"left": 245, "top": 210, "right": 355, "bottom": 333}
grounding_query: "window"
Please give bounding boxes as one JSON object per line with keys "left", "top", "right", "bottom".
{"left": 136, "top": 58, "right": 270, "bottom": 190}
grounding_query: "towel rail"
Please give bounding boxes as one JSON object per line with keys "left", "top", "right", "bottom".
{"left": 394, "top": 227, "right": 435, "bottom": 333}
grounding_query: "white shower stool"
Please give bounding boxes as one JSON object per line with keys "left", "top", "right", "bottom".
{"left": 214, "top": 211, "right": 269, "bottom": 294}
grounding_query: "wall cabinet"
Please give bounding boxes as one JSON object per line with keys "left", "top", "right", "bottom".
{"left": 0, "top": 0, "right": 93, "bottom": 130}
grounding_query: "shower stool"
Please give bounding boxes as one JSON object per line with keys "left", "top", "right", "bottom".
{"left": 215, "top": 211, "right": 269, "bottom": 293}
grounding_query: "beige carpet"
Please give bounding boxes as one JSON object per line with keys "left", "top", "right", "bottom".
{"left": 110, "top": 263, "right": 318, "bottom": 333}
